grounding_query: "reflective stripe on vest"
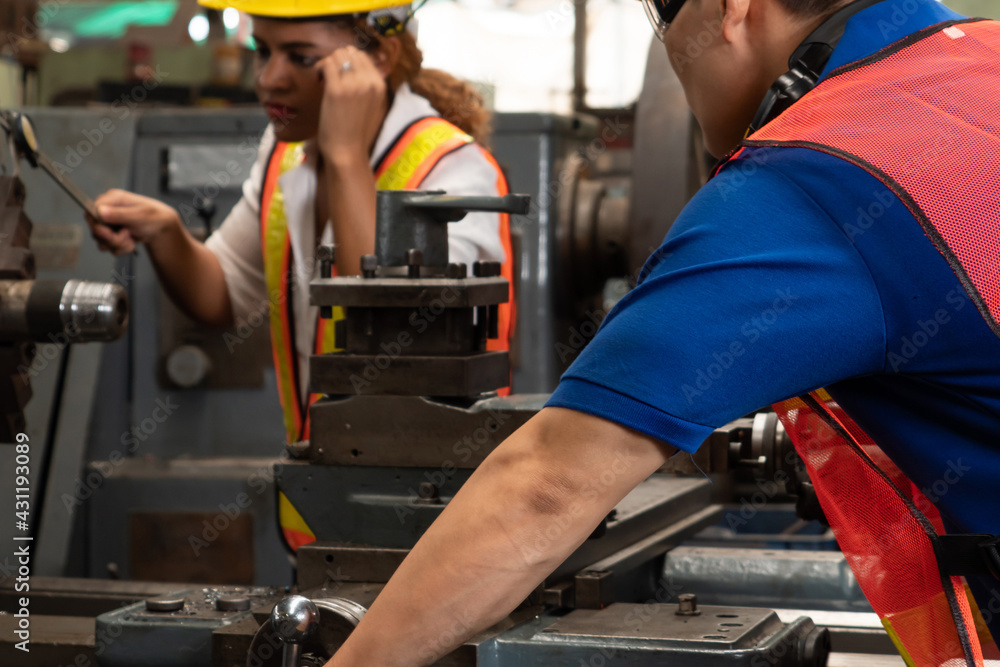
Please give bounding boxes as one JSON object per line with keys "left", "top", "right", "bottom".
{"left": 713, "top": 19, "right": 1000, "bottom": 666}
{"left": 261, "top": 117, "right": 514, "bottom": 550}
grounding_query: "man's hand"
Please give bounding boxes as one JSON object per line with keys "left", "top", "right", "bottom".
{"left": 88, "top": 189, "right": 182, "bottom": 255}
{"left": 325, "top": 407, "right": 677, "bottom": 666}
{"left": 315, "top": 46, "right": 388, "bottom": 169}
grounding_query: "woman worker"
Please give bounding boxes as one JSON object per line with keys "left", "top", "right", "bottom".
{"left": 86, "top": 0, "right": 515, "bottom": 549}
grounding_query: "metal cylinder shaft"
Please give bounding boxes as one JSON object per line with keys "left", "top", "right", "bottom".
{"left": 0, "top": 279, "right": 128, "bottom": 343}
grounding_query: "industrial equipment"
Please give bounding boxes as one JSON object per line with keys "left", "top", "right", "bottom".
{"left": 0, "top": 42, "right": 907, "bottom": 667}
{"left": 0, "top": 111, "right": 129, "bottom": 442}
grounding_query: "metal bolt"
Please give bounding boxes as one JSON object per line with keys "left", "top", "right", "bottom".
{"left": 417, "top": 481, "right": 440, "bottom": 501}
{"left": 216, "top": 595, "right": 251, "bottom": 612}
{"left": 361, "top": 254, "right": 378, "bottom": 279}
{"left": 445, "top": 262, "right": 467, "bottom": 279}
{"left": 146, "top": 596, "right": 186, "bottom": 613}
{"left": 473, "top": 261, "right": 485, "bottom": 277}
{"left": 318, "top": 245, "right": 336, "bottom": 316}
{"left": 406, "top": 249, "right": 423, "bottom": 278}
{"left": 676, "top": 593, "right": 700, "bottom": 616}
{"left": 317, "top": 244, "right": 336, "bottom": 275}
{"left": 316, "top": 244, "right": 337, "bottom": 320}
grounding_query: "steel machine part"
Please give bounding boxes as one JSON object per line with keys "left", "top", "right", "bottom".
{"left": 271, "top": 596, "right": 319, "bottom": 667}
{"left": 251, "top": 187, "right": 830, "bottom": 667}
{"left": 247, "top": 597, "right": 367, "bottom": 667}
{"left": 630, "top": 38, "right": 710, "bottom": 271}
{"left": 0, "top": 172, "right": 129, "bottom": 442}
{"left": 0, "top": 110, "right": 106, "bottom": 223}
{"left": 0, "top": 278, "right": 128, "bottom": 343}
{"left": 490, "top": 604, "right": 830, "bottom": 666}
{"left": 0, "top": 89, "right": 890, "bottom": 665}
{"left": 92, "top": 586, "right": 279, "bottom": 667}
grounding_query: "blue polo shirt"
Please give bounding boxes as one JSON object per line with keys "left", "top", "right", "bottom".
{"left": 548, "top": 0, "right": 1000, "bottom": 621}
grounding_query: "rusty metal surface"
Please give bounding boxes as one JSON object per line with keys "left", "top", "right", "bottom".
{"left": 551, "top": 476, "right": 712, "bottom": 580}
{"left": 297, "top": 542, "right": 409, "bottom": 588}
{"left": 309, "top": 352, "right": 509, "bottom": 397}
{"left": 0, "top": 576, "right": 192, "bottom": 617}
{"left": 130, "top": 511, "right": 255, "bottom": 584}
{"left": 0, "top": 614, "right": 95, "bottom": 665}
{"left": 1, "top": 575, "right": 188, "bottom": 595}
{"left": 212, "top": 614, "right": 261, "bottom": 667}
{"left": 307, "top": 394, "right": 543, "bottom": 467}
{"left": 311, "top": 277, "right": 508, "bottom": 309}
{"left": 0, "top": 176, "right": 34, "bottom": 442}
{"left": 544, "top": 603, "right": 781, "bottom": 644}
{"left": 338, "top": 308, "right": 485, "bottom": 356}
{"left": 571, "top": 505, "right": 724, "bottom": 610}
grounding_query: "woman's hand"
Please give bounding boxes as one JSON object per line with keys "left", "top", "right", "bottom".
{"left": 315, "top": 46, "right": 388, "bottom": 169}
{"left": 87, "top": 189, "right": 182, "bottom": 256}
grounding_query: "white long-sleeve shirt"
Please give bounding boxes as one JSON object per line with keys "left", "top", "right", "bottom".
{"left": 206, "top": 84, "right": 505, "bottom": 398}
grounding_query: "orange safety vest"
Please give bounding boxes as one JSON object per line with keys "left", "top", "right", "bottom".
{"left": 714, "top": 19, "right": 1000, "bottom": 666}
{"left": 260, "top": 117, "right": 516, "bottom": 550}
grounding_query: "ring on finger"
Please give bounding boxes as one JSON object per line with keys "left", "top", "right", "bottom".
{"left": 340, "top": 60, "right": 353, "bottom": 73}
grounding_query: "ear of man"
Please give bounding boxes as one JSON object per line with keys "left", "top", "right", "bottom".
{"left": 720, "top": 0, "right": 752, "bottom": 43}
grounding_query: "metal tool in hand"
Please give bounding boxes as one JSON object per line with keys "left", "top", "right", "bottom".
{"left": 0, "top": 110, "right": 109, "bottom": 225}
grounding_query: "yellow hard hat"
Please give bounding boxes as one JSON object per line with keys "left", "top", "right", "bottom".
{"left": 198, "top": 0, "right": 409, "bottom": 19}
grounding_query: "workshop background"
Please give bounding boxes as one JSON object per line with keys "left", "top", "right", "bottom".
{"left": 1, "top": 1, "right": 998, "bottom": 666}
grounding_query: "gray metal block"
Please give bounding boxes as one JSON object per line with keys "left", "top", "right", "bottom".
{"left": 490, "top": 113, "right": 599, "bottom": 393}
{"left": 485, "top": 605, "right": 829, "bottom": 666}
{"left": 310, "top": 351, "right": 509, "bottom": 396}
{"left": 86, "top": 457, "right": 293, "bottom": 586}
{"left": 663, "top": 547, "right": 871, "bottom": 613}
{"left": 308, "top": 393, "right": 544, "bottom": 468}
{"left": 94, "top": 586, "right": 274, "bottom": 667}
{"left": 310, "top": 276, "right": 508, "bottom": 308}
{"left": 277, "top": 463, "right": 474, "bottom": 548}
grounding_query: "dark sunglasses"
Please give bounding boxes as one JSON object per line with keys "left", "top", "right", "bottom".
{"left": 640, "top": 0, "right": 687, "bottom": 41}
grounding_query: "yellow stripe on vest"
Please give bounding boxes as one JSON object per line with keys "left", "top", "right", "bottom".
{"left": 882, "top": 618, "right": 918, "bottom": 667}
{"left": 263, "top": 143, "right": 306, "bottom": 443}
{"left": 377, "top": 122, "right": 472, "bottom": 191}
{"left": 266, "top": 121, "right": 477, "bottom": 553}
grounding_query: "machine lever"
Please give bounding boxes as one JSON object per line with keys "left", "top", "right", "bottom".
{"left": 1, "top": 110, "right": 113, "bottom": 228}
{"left": 404, "top": 193, "right": 531, "bottom": 221}
{"left": 271, "top": 596, "right": 320, "bottom": 667}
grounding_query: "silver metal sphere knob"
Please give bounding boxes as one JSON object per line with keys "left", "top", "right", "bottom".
{"left": 272, "top": 595, "right": 320, "bottom": 644}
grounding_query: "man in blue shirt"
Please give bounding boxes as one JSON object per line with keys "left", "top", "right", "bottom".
{"left": 324, "top": 1, "right": 1000, "bottom": 664}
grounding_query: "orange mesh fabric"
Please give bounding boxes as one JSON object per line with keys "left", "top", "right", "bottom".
{"left": 775, "top": 395, "right": 984, "bottom": 666}
{"left": 746, "top": 20, "right": 1000, "bottom": 339}
{"left": 727, "top": 18, "right": 1000, "bottom": 666}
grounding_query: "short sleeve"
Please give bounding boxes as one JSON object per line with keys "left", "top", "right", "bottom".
{"left": 547, "top": 160, "right": 887, "bottom": 453}
{"left": 421, "top": 143, "right": 506, "bottom": 267}
{"left": 204, "top": 126, "right": 275, "bottom": 323}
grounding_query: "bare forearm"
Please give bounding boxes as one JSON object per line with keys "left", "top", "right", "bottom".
{"left": 328, "top": 408, "right": 676, "bottom": 667}
{"left": 146, "top": 221, "right": 234, "bottom": 328}
{"left": 324, "top": 155, "right": 377, "bottom": 277}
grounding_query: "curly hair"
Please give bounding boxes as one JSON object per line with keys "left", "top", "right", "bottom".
{"left": 351, "top": 21, "right": 493, "bottom": 146}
